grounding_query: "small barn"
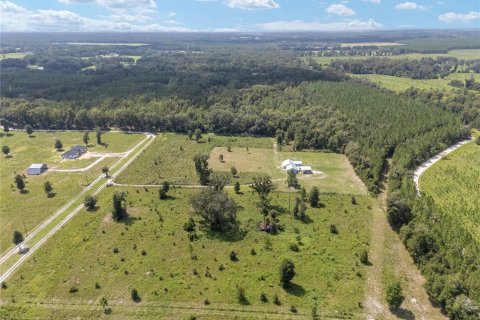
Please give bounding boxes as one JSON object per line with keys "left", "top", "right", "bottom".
{"left": 281, "top": 159, "right": 313, "bottom": 174}
{"left": 27, "top": 163, "right": 48, "bottom": 175}
{"left": 62, "top": 145, "right": 87, "bottom": 160}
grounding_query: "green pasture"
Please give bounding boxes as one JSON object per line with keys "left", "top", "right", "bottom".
{"left": 0, "top": 187, "right": 373, "bottom": 318}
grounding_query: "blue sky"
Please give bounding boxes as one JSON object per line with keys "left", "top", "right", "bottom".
{"left": 1, "top": 0, "right": 479, "bottom": 32}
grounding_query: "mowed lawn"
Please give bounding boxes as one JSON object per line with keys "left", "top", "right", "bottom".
{"left": 116, "top": 133, "right": 273, "bottom": 185}
{"left": 0, "top": 187, "right": 372, "bottom": 319}
{"left": 419, "top": 138, "right": 480, "bottom": 243}
{"left": 0, "top": 131, "right": 144, "bottom": 251}
{"left": 211, "top": 146, "right": 366, "bottom": 195}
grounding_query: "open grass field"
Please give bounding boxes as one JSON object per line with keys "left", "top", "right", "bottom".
{"left": 115, "top": 133, "right": 273, "bottom": 185}
{"left": 0, "top": 186, "right": 373, "bottom": 319}
{"left": 66, "top": 43, "right": 148, "bottom": 46}
{"left": 311, "top": 48, "right": 480, "bottom": 65}
{"left": 419, "top": 132, "right": 480, "bottom": 243}
{"left": 352, "top": 72, "right": 478, "bottom": 92}
{"left": 0, "top": 52, "right": 31, "bottom": 60}
{"left": 0, "top": 131, "right": 144, "bottom": 251}
{"left": 340, "top": 42, "right": 405, "bottom": 47}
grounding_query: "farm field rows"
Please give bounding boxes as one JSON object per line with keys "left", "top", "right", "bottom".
{"left": 0, "top": 131, "right": 144, "bottom": 250}
{"left": 0, "top": 187, "right": 372, "bottom": 319}
{"left": 419, "top": 133, "right": 480, "bottom": 243}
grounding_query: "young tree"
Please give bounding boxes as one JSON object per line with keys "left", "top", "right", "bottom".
{"left": 15, "top": 174, "right": 25, "bottom": 192}
{"left": 360, "top": 249, "right": 369, "bottom": 264}
{"left": 230, "top": 166, "right": 238, "bottom": 177}
{"left": 3, "top": 122, "right": 9, "bottom": 133}
{"left": 95, "top": 128, "right": 102, "bottom": 145}
{"left": 102, "top": 166, "right": 109, "bottom": 177}
{"left": 386, "top": 281, "right": 404, "bottom": 311}
{"left": 111, "top": 191, "right": 127, "bottom": 221}
{"left": 83, "top": 130, "right": 90, "bottom": 146}
{"left": 299, "top": 187, "right": 307, "bottom": 202}
{"left": 43, "top": 181, "right": 53, "bottom": 197}
{"left": 308, "top": 186, "right": 320, "bottom": 207}
{"left": 190, "top": 187, "right": 237, "bottom": 232}
{"left": 12, "top": 231, "right": 24, "bottom": 252}
{"left": 194, "top": 128, "right": 202, "bottom": 142}
{"left": 287, "top": 171, "right": 299, "bottom": 189}
{"left": 159, "top": 181, "right": 170, "bottom": 199}
{"left": 193, "top": 154, "right": 211, "bottom": 185}
{"left": 250, "top": 175, "right": 276, "bottom": 201}
{"left": 219, "top": 154, "right": 224, "bottom": 162}
{"left": 25, "top": 124, "right": 33, "bottom": 137}
{"left": 279, "top": 259, "right": 295, "bottom": 288}
{"left": 84, "top": 195, "right": 98, "bottom": 210}
{"left": 2, "top": 145, "right": 10, "bottom": 157}
{"left": 54, "top": 139, "right": 63, "bottom": 151}
{"left": 234, "top": 181, "right": 240, "bottom": 194}
{"left": 187, "top": 129, "right": 193, "bottom": 140}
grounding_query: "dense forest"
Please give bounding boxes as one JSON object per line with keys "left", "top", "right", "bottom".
{"left": 1, "top": 31, "right": 479, "bottom": 318}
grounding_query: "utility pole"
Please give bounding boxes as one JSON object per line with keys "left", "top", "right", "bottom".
{"left": 23, "top": 221, "right": 28, "bottom": 237}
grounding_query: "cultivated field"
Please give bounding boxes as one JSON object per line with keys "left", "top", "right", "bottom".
{"left": 311, "top": 48, "right": 480, "bottom": 65}
{"left": 352, "top": 72, "right": 478, "bottom": 92}
{"left": 0, "top": 187, "right": 372, "bottom": 318}
{"left": 419, "top": 134, "right": 480, "bottom": 243}
{"left": 0, "top": 131, "right": 144, "bottom": 250}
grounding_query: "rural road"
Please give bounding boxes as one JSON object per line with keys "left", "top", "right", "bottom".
{"left": 0, "top": 134, "right": 155, "bottom": 282}
{"left": 413, "top": 138, "right": 472, "bottom": 193}
{"left": 50, "top": 152, "right": 125, "bottom": 172}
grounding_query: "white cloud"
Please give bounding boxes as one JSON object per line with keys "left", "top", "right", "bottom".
{"left": 438, "top": 11, "right": 480, "bottom": 23}
{"left": 327, "top": 4, "right": 356, "bottom": 17}
{"left": 395, "top": 2, "right": 426, "bottom": 10}
{"left": 226, "top": 0, "right": 280, "bottom": 10}
{"left": 369, "top": 0, "right": 381, "bottom": 3}
{"left": 57, "top": 0, "right": 157, "bottom": 15}
{"left": 0, "top": 1, "right": 191, "bottom": 32}
{"left": 257, "top": 19, "right": 382, "bottom": 31}
{"left": 168, "top": 11, "right": 176, "bottom": 17}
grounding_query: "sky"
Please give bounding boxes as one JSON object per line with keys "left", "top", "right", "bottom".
{"left": 0, "top": 0, "right": 479, "bottom": 32}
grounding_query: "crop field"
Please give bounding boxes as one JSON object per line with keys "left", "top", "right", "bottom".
{"left": 0, "top": 186, "right": 373, "bottom": 319}
{"left": 0, "top": 131, "right": 144, "bottom": 250}
{"left": 0, "top": 52, "right": 31, "bottom": 60}
{"left": 352, "top": 72, "right": 478, "bottom": 92}
{"left": 419, "top": 135, "right": 480, "bottom": 243}
{"left": 311, "top": 48, "right": 480, "bottom": 65}
{"left": 115, "top": 133, "right": 273, "bottom": 185}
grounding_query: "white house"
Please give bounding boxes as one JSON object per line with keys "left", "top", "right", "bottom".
{"left": 281, "top": 159, "right": 313, "bottom": 174}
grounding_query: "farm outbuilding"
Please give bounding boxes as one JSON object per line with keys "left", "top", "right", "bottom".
{"left": 27, "top": 163, "right": 48, "bottom": 175}
{"left": 62, "top": 145, "right": 87, "bottom": 159}
{"left": 281, "top": 159, "right": 313, "bottom": 174}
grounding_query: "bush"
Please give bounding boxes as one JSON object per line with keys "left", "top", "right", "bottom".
{"left": 290, "top": 305, "right": 297, "bottom": 313}
{"left": 386, "top": 281, "right": 404, "bottom": 310}
{"left": 237, "top": 286, "right": 249, "bottom": 305}
{"left": 273, "top": 294, "right": 281, "bottom": 305}
{"left": 183, "top": 218, "right": 196, "bottom": 232}
{"left": 279, "top": 259, "right": 295, "bottom": 288}
{"left": 260, "top": 293, "right": 268, "bottom": 303}
{"left": 329, "top": 224, "right": 338, "bottom": 234}
{"left": 250, "top": 248, "right": 256, "bottom": 255}
{"left": 131, "top": 288, "right": 141, "bottom": 302}
{"left": 204, "top": 299, "right": 210, "bottom": 305}
{"left": 1, "top": 282, "right": 7, "bottom": 289}
{"left": 69, "top": 286, "right": 78, "bottom": 293}
{"left": 289, "top": 243, "right": 300, "bottom": 252}
{"left": 360, "top": 249, "right": 369, "bottom": 264}
{"left": 230, "top": 250, "right": 238, "bottom": 261}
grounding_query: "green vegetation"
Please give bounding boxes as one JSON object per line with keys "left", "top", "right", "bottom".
{"left": 419, "top": 137, "right": 480, "bottom": 242}
{"left": 0, "top": 52, "right": 31, "bottom": 60}
{"left": 1, "top": 187, "right": 373, "bottom": 317}
{"left": 0, "top": 131, "right": 144, "bottom": 249}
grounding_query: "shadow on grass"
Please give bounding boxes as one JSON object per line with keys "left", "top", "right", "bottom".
{"left": 392, "top": 308, "right": 415, "bottom": 320}
{"left": 47, "top": 192, "right": 57, "bottom": 198}
{"left": 201, "top": 223, "right": 247, "bottom": 242}
{"left": 19, "top": 189, "right": 30, "bottom": 194}
{"left": 285, "top": 283, "right": 306, "bottom": 297}
{"left": 19, "top": 247, "right": 30, "bottom": 254}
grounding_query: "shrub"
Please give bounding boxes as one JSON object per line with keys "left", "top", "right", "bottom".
{"left": 290, "top": 305, "right": 297, "bottom": 313}
{"left": 329, "top": 224, "right": 338, "bottom": 234}
{"left": 112, "top": 247, "right": 119, "bottom": 254}
{"left": 204, "top": 299, "right": 210, "bottom": 305}
{"left": 289, "top": 243, "right": 300, "bottom": 252}
{"left": 230, "top": 250, "right": 238, "bottom": 261}
{"left": 273, "top": 294, "right": 281, "bottom": 305}
{"left": 95, "top": 282, "right": 101, "bottom": 289}
{"left": 260, "top": 293, "right": 268, "bottom": 303}
{"left": 69, "top": 286, "right": 78, "bottom": 293}
{"left": 360, "top": 249, "right": 369, "bottom": 264}
{"left": 183, "top": 218, "right": 196, "bottom": 232}
{"left": 386, "top": 281, "right": 404, "bottom": 310}
{"left": 279, "top": 259, "right": 295, "bottom": 288}
{"left": 131, "top": 288, "right": 141, "bottom": 302}
{"left": 1, "top": 282, "right": 7, "bottom": 289}
{"left": 250, "top": 248, "right": 256, "bottom": 255}
{"left": 237, "top": 286, "right": 249, "bottom": 305}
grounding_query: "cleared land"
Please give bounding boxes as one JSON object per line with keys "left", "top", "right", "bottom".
{"left": 419, "top": 134, "right": 480, "bottom": 242}
{"left": 116, "top": 133, "right": 273, "bottom": 185}
{"left": 66, "top": 43, "right": 148, "bottom": 46}
{"left": 340, "top": 42, "right": 404, "bottom": 47}
{"left": 0, "top": 187, "right": 372, "bottom": 319}
{"left": 311, "top": 48, "right": 480, "bottom": 65}
{"left": 352, "top": 72, "right": 478, "bottom": 92}
{"left": 0, "top": 131, "right": 144, "bottom": 250}
{"left": 0, "top": 52, "right": 31, "bottom": 60}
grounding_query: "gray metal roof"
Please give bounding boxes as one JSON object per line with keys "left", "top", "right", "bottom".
{"left": 29, "top": 163, "right": 47, "bottom": 169}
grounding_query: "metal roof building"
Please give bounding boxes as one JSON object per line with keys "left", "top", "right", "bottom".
{"left": 27, "top": 163, "right": 48, "bottom": 175}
